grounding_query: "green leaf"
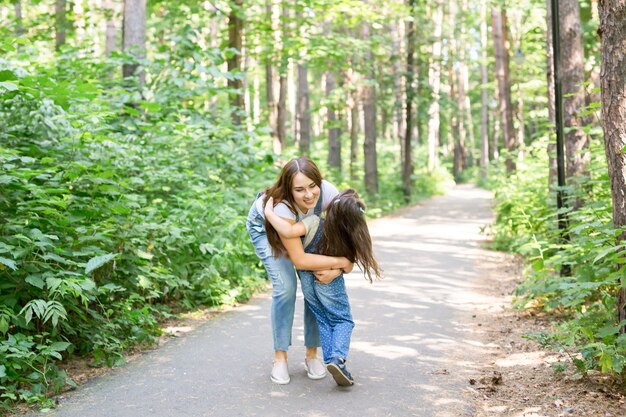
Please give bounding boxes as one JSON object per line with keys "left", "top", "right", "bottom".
{"left": 135, "top": 249, "right": 154, "bottom": 260}
{"left": 0, "top": 319, "right": 8, "bottom": 335}
{"left": 25, "top": 275, "right": 45, "bottom": 289}
{"left": 0, "top": 256, "right": 17, "bottom": 271}
{"left": 0, "top": 69, "right": 17, "bottom": 82}
{"left": 49, "top": 341, "right": 71, "bottom": 352}
{"left": 85, "top": 253, "right": 118, "bottom": 274}
{"left": 0, "top": 365, "right": 6, "bottom": 378}
{"left": 0, "top": 81, "right": 18, "bottom": 92}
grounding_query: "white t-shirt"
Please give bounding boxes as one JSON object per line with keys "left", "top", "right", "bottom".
{"left": 301, "top": 215, "right": 321, "bottom": 248}
{"left": 254, "top": 180, "right": 339, "bottom": 221}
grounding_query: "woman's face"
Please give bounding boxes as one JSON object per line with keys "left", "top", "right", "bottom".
{"left": 291, "top": 172, "right": 320, "bottom": 212}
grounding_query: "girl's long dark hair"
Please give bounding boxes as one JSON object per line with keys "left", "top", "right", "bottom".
{"left": 263, "top": 157, "right": 323, "bottom": 257}
{"left": 318, "top": 189, "right": 382, "bottom": 283}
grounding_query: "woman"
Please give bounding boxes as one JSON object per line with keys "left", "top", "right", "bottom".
{"left": 246, "top": 157, "right": 352, "bottom": 384}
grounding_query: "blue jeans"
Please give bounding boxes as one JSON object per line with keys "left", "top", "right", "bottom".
{"left": 298, "top": 270, "right": 354, "bottom": 364}
{"left": 246, "top": 204, "right": 321, "bottom": 351}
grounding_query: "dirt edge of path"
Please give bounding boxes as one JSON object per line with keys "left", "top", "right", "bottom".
{"left": 468, "top": 251, "right": 626, "bottom": 417}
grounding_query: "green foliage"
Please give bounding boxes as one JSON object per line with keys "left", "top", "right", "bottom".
{"left": 488, "top": 135, "right": 626, "bottom": 378}
{"left": 0, "top": 28, "right": 274, "bottom": 409}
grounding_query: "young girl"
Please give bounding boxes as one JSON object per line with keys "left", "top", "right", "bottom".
{"left": 265, "top": 189, "right": 382, "bottom": 386}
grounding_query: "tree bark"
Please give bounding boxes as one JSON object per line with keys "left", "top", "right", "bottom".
{"left": 402, "top": 0, "right": 416, "bottom": 199}
{"left": 362, "top": 24, "right": 378, "bottom": 195}
{"left": 15, "top": 0, "right": 23, "bottom": 36}
{"left": 427, "top": 0, "right": 443, "bottom": 172}
{"left": 347, "top": 66, "right": 360, "bottom": 182}
{"left": 561, "top": 0, "right": 589, "bottom": 186}
{"left": 480, "top": 0, "right": 490, "bottom": 178}
{"left": 266, "top": 0, "right": 281, "bottom": 153}
{"left": 104, "top": 0, "right": 117, "bottom": 57}
{"left": 56, "top": 0, "right": 67, "bottom": 51}
{"left": 326, "top": 71, "right": 341, "bottom": 170}
{"left": 546, "top": 0, "right": 557, "bottom": 187}
{"left": 491, "top": 8, "right": 516, "bottom": 173}
{"left": 459, "top": 0, "right": 474, "bottom": 169}
{"left": 296, "top": 63, "right": 311, "bottom": 156}
{"left": 122, "top": 0, "right": 147, "bottom": 85}
{"left": 598, "top": 0, "right": 626, "bottom": 331}
{"left": 276, "top": 2, "right": 289, "bottom": 149}
{"left": 227, "top": 0, "right": 245, "bottom": 125}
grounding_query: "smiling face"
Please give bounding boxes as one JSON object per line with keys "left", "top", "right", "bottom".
{"left": 291, "top": 172, "right": 320, "bottom": 212}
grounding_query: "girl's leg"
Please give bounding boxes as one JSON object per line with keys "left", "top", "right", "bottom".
{"left": 299, "top": 271, "right": 334, "bottom": 363}
{"left": 313, "top": 276, "right": 354, "bottom": 361}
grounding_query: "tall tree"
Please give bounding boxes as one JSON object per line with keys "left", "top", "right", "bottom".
{"left": 347, "top": 66, "right": 360, "bottom": 181}
{"left": 561, "top": 0, "right": 589, "bottom": 184}
{"left": 15, "top": 0, "right": 23, "bottom": 36}
{"left": 426, "top": 0, "right": 443, "bottom": 172}
{"left": 55, "top": 0, "right": 67, "bottom": 51}
{"left": 228, "top": 0, "right": 245, "bottom": 125}
{"left": 402, "top": 0, "right": 416, "bottom": 199}
{"left": 104, "top": 0, "right": 117, "bottom": 57}
{"left": 458, "top": 0, "right": 474, "bottom": 169}
{"left": 362, "top": 23, "right": 378, "bottom": 195}
{"left": 479, "top": 0, "right": 490, "bottom": 178}
{"left": 266, "top": 0, "right": 281, "bottom": 153}
{"left": 491, "top": 8, "right": 516, "bottom": 172}
{"left": 326, "top": 71, "right": 341, "bottom": 170}
{"left": 295, "top": 6, "right": 311, "bottom": 156}
{"left": 546, "top": 0, "right": 557, "bottom": 186}
{"left": 122, "top": 0, "right": 147, "bottom": 85}
{"left": 276, "top": 2, "right": 289, "bottom": 150}
{"left": 598, "top": 0, "right": 626, "bottom": 331}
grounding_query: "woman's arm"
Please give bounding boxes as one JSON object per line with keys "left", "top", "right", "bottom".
{"left": 264, "top": 197, "right": 306, "bottom": 238}
{"left": 281, "top": 236, "right": 351, "bottom": 271}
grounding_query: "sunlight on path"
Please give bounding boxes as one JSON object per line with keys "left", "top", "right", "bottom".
{"left": 39, "top": 184, "right": 502, "bottom": 417}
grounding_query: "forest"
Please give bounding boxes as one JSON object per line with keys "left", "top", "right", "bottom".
{"left": 1, "top": 0, "right": 625, "bottom": 411}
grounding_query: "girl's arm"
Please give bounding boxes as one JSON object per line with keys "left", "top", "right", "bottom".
{"left": 280, "top": 236, "right": 352, "bottom": 271}
{"left": 264, "top": 197, "right": 305, "bottom": 238}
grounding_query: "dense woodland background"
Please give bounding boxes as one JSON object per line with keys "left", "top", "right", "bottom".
{"left": 1, "top": 0, "right": 625, "bottom": 411}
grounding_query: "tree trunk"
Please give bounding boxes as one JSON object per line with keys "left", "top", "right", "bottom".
{"left": 122, "top": 0, "right": 147, "bottom": 84}
{"left": 347, "top": 67, "right": 360, "bottom": 181}
{"left": 561, "top": 0, "right": 589, "bottom": 187}
{"left": 15, "top": 0, "right": 23, "bottom": 36}
{"left": 56, "top": 0, "right": 67, "bottom": 51}
{"left": 295, "top": 7, "right": 310, "bottom": 155}
{"left": 104, "top": 0, "right": 117, "bottom": 57}
{"left": 227, "top": 0, "right": 245, "bottom": 125}
{"left": 276, "top": 2, "right": 289, "bottom": 149}
{"left": 427, "top": 0, "right": 443, "bottom": 172}
{"left": 326, "top": 71, "right": 341, "bottom": 170}
{"left": 480, "top": 0, "right": 490, "bottom": 178}
{"left": 459, "top": 0, "right": 474, "bottom": 169}
{"left": 362, "top": 24, "right": 378, "bottom": 195}
{"left": 391, "top": 20, "right": 406, "bottom": 148}
{"left": 546, "top": 0, "right": 557, "bottom": 187}
{"left": 266, "top": 0, "right": 280, "bottom": 153}
{"left": 491, "top": 8, "right": 516, "bottom": 172}
{"left": 402, "top": 0, "right": 416, "bottom": 199}
{"left": 296, "top": 63, "right": 311, "bottom": 155}
{"left": 598, "top": 0, "right": 626, "bottom": 331}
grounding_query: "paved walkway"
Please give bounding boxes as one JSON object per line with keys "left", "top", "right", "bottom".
{"left": 37, "top": 184, "right": 498, "bottom": 417}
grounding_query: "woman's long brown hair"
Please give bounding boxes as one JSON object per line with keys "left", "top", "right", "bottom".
{"left": 263, "top": 157, "right": 322, "bottom": 257}
{"left": 318, "top": 189, "right": 382, "bottom": 283}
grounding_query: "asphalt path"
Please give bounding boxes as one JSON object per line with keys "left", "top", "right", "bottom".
{"left": 35, "top": 184, "right": 498, "bottom": 417}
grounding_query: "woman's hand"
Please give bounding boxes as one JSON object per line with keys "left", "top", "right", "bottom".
{"left": 314, "top": 268, "right": 343, "bottom": 284}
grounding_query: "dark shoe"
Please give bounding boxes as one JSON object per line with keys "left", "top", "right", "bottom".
{"left": 326, "top": 358, "right": 354, "bottom": 386}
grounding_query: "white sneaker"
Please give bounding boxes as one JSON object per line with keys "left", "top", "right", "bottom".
{"left": 304, "top": 358, "right": 327, "bottom": 380}
{"left": 270, "top": 361, "right": 290, "bottom": 384}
